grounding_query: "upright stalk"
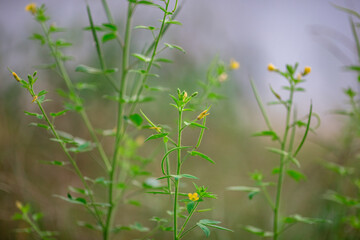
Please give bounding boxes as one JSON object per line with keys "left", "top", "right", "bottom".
{"left": 273, "top": 83, "right": 295, "bottom": 240}
{"left": 174, "top": 108, "right": 183, "bottom": 240}
{"left": 39, "top": 22, "right": 111, "bottom": 171}
{"left": 103, "top": 3, "right": 134, "bottom": 240}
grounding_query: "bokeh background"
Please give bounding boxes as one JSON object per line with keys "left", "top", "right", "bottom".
{"left": 1, "top": 0, "right": 360, "bottom": 239}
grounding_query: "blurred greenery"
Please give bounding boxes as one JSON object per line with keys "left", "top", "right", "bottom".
{"left": 2, "top": 1, "right": 360, "bottom": 240}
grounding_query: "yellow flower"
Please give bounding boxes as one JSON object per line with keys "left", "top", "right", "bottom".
{"left": 183, "top": 91, "right": 188, "bottom": 99}
{"left": 32, "top": 95, "right": 38, "bottom": 103}
{"left": 12, "top": 72, "right": 21, "bottom": 82}
{"left": 25, "top": 3, "right": 37, "bottom": 15}
{"left": 149, "top": 126, "right": 161, "bottom": 133}
{"left": 218, "top": 72, "right": 228, "bottom": 82}
{"left": 188, "top": 192, "right": 199, "bottom": 201}
{"left": 303, "top": 66, "right": 311, "bottom": 75}
{"left": 230, "top": 59, "right": 240, "bottom": 70}
{"left": 267, "top": 63, "right": 276, "bottom": 71}
{"left": 197, "top": 109, "right": 210, "bottom": 120}
{"left": 15, "top": 201, "right": 23, "bottom": 210}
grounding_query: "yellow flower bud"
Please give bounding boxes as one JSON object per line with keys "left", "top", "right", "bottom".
{"left": 15, "top": 201, "right": 23, "bottom": 210}
{"left": 218, "top": 72, "right": 228, "bottom": 82}
{"left": 12, "top": 72, "right": 21, "bottom": 82}
{"left": 25, "top": 3, "right": 37, "bottom": 15}
{"left": 183, "top": 91, "right": 188, "bottom": 99}
{"left": 32, "top": 95, "right": 38, "bottom": 103}
{"left": 268, "top": 63, "right": 276, "bottom": 71}
{"left": 303, "top": 66, "right": 311, "bottom": 75}
{"left": 197, "top": 109, "right": 210, "bottom": 120}
{"left": 230, "top": 59, "right": 240, "bottom": 70}
{"left": 149, "top": 126, "right": 161, "bottom": 133}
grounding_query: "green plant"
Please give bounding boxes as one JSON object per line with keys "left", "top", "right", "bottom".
{"left": 12, "top": 201, "right": 57, "bottom": 240}
{"left": 141, "top": 89, "right": 233, "bottom": 239}
{"left": 318, "top": 5, "right": 360, "bottom": 239}
{"left": 10, "top": 1, "right": 238, "bottom": 239}
{"left": 228, "top": 63, "right": 328, "bottom": 239}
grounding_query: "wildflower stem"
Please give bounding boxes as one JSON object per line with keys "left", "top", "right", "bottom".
{"left": 21, "top": 211, "right": 45, "bottom": 240}
{"left": 174, "top": 108, "right": 183, "bottom": 240}
{"left": 164, "top": 139, "right": 172, "bottom": 192}
{"left": 39, "top": 21, "right": 111, "bottom": 171}
{"left": 177, "top": 202, "right": 200, "bottom": 238}
{"left": 128, "top": 0, "right": 170, "bottom": 115}
{"left": 33, "top": 94, "right": 104, "bottom": 228}
{"left": 273, "top": 82, "right": 295, "bottom": 240}
{"left": 179, "top": 224, "right": 197, "bottom": 239}
{"left": 103, "top": 3, "right": 134, "bottom": 240}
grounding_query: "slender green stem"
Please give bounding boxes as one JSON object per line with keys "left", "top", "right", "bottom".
{"left": 177, "top": 202, "right": 199, "bottom": 238}
{"left": 128, "top": 1, "right": 170, "bottom": 115}
{"left": 23, "top": 213, "right": 45, "bottom": 239}
{"left": 103, "top": 4, "right": 134, "bottom": 240}
{"left": 164, "top": 139, "right": 172, "bottom": 192}
{"left": 173, "top": 109, "right": 183, "bottom": 240}
{"left": 261, "top": 185, "right": 275, "bottom": 211}
{"left": 179, "top": 225, "right": 197, "bottom": 239}
{"left": 32, "top": 94, "right": 104, "bottom": 228}
{"left": 39, "top": 22, "right": 111, "bottom": 171}
{"left": 273, "top": 83, "right": 295, "bottom": 240}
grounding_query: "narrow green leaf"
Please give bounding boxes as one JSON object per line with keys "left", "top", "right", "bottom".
{"left": 132, "top": 53, "right": 151, "bottom": 62}
{"left": 243, "top": 225, "right": 273, "bottom": 237}
{"left": 75, "top": 64, "right": 103, "bottom": 74}
{"left": 164, "top": 43, "right": 185, "bottom": 53}
{"left": 189, "top": 151, "right": 215, "bottom": 164}
{"left": 145, "top": 133, "right": 168, "bottom": 142}
{"left": 29, "top": 123, "right": 49, "bottom": 129}
{"left": 252, "top": 131, "right": 279, "bottom": 141}
{"left": 102, "top": 32, "right": 117, "bottom": 43}
{"left": 197, "top": 223, "right": 210, "bottom": 237}
{"left": 286, "top": 169, "right": 306, "bottom": 182}
{"left": 102, "top": 23, "right": 117, "bottom": 31}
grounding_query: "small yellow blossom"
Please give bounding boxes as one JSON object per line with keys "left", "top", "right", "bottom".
{"left": 25, "top": 3, "right": 37, "bottom": 15}
{"left": 15, "top": 201, "right": 23, "bottom": 210}
{"left": 197, "top": 109, "right": 210, "bottom": 120}
{"left": 183, "top": 91, "right": 188, "bottom": 99}
{"left": 149, "top": 126, "right": 161, "bottom": 133}
{"left": 267, "top": 63, "right": 276, "bottom": 71}
{"left": 303, "top": 66, "right": 311, "bottom": 75}
{"left": 218, "top": 72, "right": 228, "bottom": 82}
{"left": 12, "top": 72, "right": 21, "bottom": 82}
{"left": 229, "top": 59, "right": 240, "bottom": 70}
{"left": 188, "top": 192, "right": 199, "bottom": 201}
{"left": 32, "top": 95, "right": 38, "bottom": 103}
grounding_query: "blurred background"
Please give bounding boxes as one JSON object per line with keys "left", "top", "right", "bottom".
{"left": 1, "top": 0, "right": 360, "bottom": 239}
